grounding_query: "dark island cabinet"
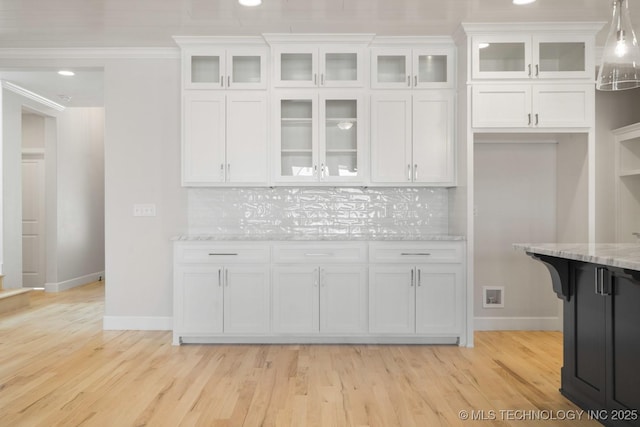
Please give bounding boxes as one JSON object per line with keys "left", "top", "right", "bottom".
{"left": 530, "top": 254, "right": 640, "bottom": 427}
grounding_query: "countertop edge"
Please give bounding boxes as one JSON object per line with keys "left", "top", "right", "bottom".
{"left": 173, "top": 234, "right": 467, "bottom": 242}
{"left": 514, "top": 243, "right": 640, "bottom": 271}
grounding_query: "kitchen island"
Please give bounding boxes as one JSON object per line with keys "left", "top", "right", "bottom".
{"left": 516, "top": 243, "right": 640, "bottom": 426}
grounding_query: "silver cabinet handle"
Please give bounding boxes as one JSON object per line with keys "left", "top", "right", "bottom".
{"left": 407, "top": 75, "right": 411, "bottom": 87}
{"left": 528, "top": 64, "right": 532, "bottom": 77}
{"left": 414, "top": 75, "right": 418, "bottom": 87}
{"left": 321, "top": 73, "right": 324, "bottom": 86}
{"left": 401, "top": 253, "right": 431, "bottom": 256}
{"left": 227, "top": 76, "right": 230, "bottom": 87}
{"left": 225, "top": 269, "right": 228, "bottom": 287}
{"left": 407, "top": 164, "right": 412, "bottom": 181}
{"left": 528, "top": 114, "right": 532, "bottom": 126}
{"left": 410, "top": 269, "right": 414, "bottom": 287}
{"left": 535, "top": 64, "right": 539, "bottom": 77}
{"left": 414, "top": 164, "right": 418, "bottom": 181}
{"left": 535, "top": 114, "right": 539, "bottom": 126}
{"left": 418, "top": 269, "right": 421, "bottom": 286}
{"left": 220, "top": 76, "right": 224, "bottom": 87}
{"left": 321, "top": 163, "right": 325, "bottom": 179}
{"left": 314, "top": 164, "right": 318, "bottom": 177}
{"left": 218, "top": 268, "right": 222, "bottom": 287}
{"left": 220, "top": 163, "right": 225, "bottom": 180}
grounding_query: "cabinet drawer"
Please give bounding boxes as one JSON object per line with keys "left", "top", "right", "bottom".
{"left": 273, "top": 242, "right": 367, "bottom": 263}
{"left": 369, "top": 242, "right": 463, "bottom": 263}
{"left": 175, "top": 242, "right": 270, "bottom": 263}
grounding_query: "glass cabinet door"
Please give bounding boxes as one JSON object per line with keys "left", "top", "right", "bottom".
{"left": 185, "top": 49, "right": 226, "bottom": 89}
{"left": 533, "top": 36, "right": 592, "bottom": 79}
{"left": 320, "top": 47, "right": 363, "bottom": 87}
{"left": 320, "top": 95, "right": 361, "bottom": 182}
{"left": 413, "top": 49, "right": 452, "bottom": 88}
{"left": 371, "top": 48, "right": 412, "bottom": 89}
{"left": 277, "top": 95, "right": 318, "bottom": 181}
{"left": 228, "top": 49, "right": 267, "bottom": 89}
{"left": 274, "top": 48, "right": 318, "bottom": 88}
{"left": 472, "top": 36, "right": 532, "bottom": 79}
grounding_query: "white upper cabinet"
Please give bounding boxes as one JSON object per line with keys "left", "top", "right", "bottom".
{"left": 274, "top": 90, "right": 364, "bottom": 184}
{"left": 370, "top": 91, "right": 455, "bottom": 185}
{"left": 472, "top": 84, "right": 594, "bottom": 129}
{"left": 273, "top": 45, "right": 366, "bottom": 88}
{"left": 265, "top": 35, "right": 374, "bottom": 88}
{"left": 464, "top": 23, "right": 602, "bottom": 81}
{"left": 182, "top": 91, "right": 268, "bottom": 185}
{"left": 181, "top": 46, "right": 267, "bottom": 90}
{"left": 371, "top": 46, "right": 454, "bottom": 89}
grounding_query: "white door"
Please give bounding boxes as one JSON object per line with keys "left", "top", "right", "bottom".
{"left": 370, "top": 92, "right": 413, "bottom": 183}
{"left": 223, "top": 265, "right": 270, "bottom": 334}
{"left": 226, "top": 93, "right": 268, "bottom": 184}
{"left": 22, "top": 158, "right": 46, "bottom": 287}
{"left": 178, "top": 266, "right": 224, "bottom": 334}
{"left": 272, "top": 265, "right": 319, "bottom": 333}
{"left": 415, "top": 265, "right": 462, "bottom": 335}
{"left": 319, "top": 265, "right": 367, "bottom": 334}
{"left": 182, "top": 91, "right": 226, "bottom": 185}
{"left": 412, "top": 92, "right": 454, "bottom": 184}
{"left": 369, "top": 265, "right": 415, "bottom": 334}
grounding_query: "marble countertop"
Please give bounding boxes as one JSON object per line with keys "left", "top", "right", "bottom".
{"left": 173, "top": 234, "right": 466, "bottom": 242}
{"left": 514, "top": 243, "right": 640, "bottom": 271}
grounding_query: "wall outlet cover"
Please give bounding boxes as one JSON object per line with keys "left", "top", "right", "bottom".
{"left": 483, "top": 286, "right": 504, "bottom": 308}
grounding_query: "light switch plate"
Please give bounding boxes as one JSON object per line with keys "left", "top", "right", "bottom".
{"left": 133, "top": 204, "right": 156, "bottom": 217}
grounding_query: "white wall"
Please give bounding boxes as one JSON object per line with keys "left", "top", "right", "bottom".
{"left": 103, "top": 58, "right": 187, "bottom": 329}
{"left": 52, "top": 107, "right": 105, "bottom": 289}
{"left": 22, "top": 113, "right": 45, "bottom": 149}
{"left": 474, "top": 142, "right": 560, "bottom": 330}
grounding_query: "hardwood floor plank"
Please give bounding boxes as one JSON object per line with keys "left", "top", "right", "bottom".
{"left": 0, "top": 282, "right": 601, "bottom": 426}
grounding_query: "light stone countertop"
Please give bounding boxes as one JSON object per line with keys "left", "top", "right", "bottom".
{"left": 173, "top": 234, "right": 466, "bottom": 242}
{"left": 514, "top": 243, "right": 640, "bottom": 271}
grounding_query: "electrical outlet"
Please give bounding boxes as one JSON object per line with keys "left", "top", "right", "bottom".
{"left": 133, "top": 204, "right": 156, "bottom": 217}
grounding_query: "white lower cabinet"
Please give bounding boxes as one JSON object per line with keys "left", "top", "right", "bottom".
{"left": 272, "top": 264, "right": 368, "bottom": 334}
{"left": 174, "top": 240, "right": 465, "bottom": 345}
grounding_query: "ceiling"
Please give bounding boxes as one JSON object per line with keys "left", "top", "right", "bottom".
{"left": 0, "top": 0, "right": 634, "bottom": 108}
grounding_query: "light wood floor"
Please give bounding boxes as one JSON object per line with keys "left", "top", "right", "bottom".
{"left": 0, "top": 282, "right": 598, "bottom": 427}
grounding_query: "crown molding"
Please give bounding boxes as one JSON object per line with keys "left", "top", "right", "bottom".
{"left": 0, "top": 47, "right": 179, "bottom": 60}
{"left": 2, "top": 81, "right": 65, "bottom": 111}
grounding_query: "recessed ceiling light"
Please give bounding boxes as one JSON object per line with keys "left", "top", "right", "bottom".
{"left": 513, "top": 0, "right": 536, "bottom": 4}
{"left": 58, "top": 70, "right": 75, "bottom": 76}
{"left": 238, "top": 0, "right": 261, "bottom": 6}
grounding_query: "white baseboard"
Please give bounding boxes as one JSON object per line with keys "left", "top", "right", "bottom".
{"left": 44, "top": 271, "right": 105, "bottom": 292}
{"left": 474, "top": 316, "right": 562, "bottom": 331}
{"left": 103, "top": 316, "right": 173, "bottom": 331}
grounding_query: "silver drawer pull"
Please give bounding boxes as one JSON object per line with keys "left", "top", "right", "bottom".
{"left": 208, "top": 253, "right": 238, "bottom": 256}
{"left": 304, "top": 253, "right": 333, "bottom": 257}
{"left": 401, "top": 253, "right": 431, "bottom": 256}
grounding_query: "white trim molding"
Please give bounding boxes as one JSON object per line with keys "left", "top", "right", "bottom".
{"left": 474, "top": 316, "right": 562, "bottom": 331}
{"left": 103, "top": 316, "right": 173, "bottom": 331}
{"left": 0, "top": 47, "right": 179, "bottom": 60}
{"left": 2, "top": 81, "right": 65, "bottom": 111}
{"left": 44, "top": 271, "right": 104, "bottom": 292}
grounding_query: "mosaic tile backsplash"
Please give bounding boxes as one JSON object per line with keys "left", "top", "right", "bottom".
{"left": 188, "top": 187, "right": 449, "bottom": 237}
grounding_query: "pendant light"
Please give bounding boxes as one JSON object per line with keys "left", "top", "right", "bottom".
{"left": 597, "top": 0, "right": 640, "bottom": 91}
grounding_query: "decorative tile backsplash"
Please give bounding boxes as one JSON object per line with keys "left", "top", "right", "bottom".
{"left": 188, "top": 187, "right": 449, "bottom": 237}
